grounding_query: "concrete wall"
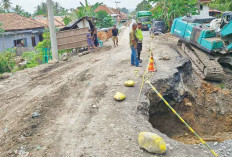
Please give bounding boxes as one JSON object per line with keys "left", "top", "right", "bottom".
{"left": 200, "top": 4, "right": 209, "bottom": 16}
{"left": 0, "top": 31, "right": 42, "bottom": 53}
{"left": 16, "top": 47, "right": 35, "bottom": 56}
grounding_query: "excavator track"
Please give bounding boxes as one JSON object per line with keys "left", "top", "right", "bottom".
{"left": 177, "top": 40, "right": 224, "bottom": 81}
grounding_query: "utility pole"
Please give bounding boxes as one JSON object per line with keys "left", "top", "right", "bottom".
{"left": 47, "top": 0, "right": 58, "bottom": 61}
{"left": 114, "top": 1, "right": 121, "bottom": 25}
{"left": 115, "top": 1, "right": 120, "bottom": 9}
{"left": 197, "top": 0, "right": 201, "bottom": 15}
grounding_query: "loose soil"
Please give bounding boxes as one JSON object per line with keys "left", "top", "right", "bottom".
{"left": 148, "top": 34, "right": 232, "bottom": 145}
{"left": 0, "top": 25, "right": 231, "bottom": 157}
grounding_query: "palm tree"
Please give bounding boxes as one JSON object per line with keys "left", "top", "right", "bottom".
{"left": 54, "top": 2, "right": 60, "bottom": 15}
{"left": 1, "top": 0, "right": 12, "bottom": 11}
{"left": 41, "top": 2, "right": 47, "bottom": 14}
{"left": 0, "top": 5, "right": 5, "bottom": 13}
{"left": 14, "top": 5, "right": 23, "bottom": 14}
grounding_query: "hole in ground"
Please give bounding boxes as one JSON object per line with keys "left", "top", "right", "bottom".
{"left": 149, "top": 91, "right": 232, "bottom": 144}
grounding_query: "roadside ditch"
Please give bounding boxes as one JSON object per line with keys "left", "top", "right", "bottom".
{"left": 140, "top": 57, "right": 232, "bottom": 145}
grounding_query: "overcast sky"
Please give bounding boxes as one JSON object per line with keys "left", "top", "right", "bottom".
{"left": 11, "top": 0, "right": 142, "bottom": 13}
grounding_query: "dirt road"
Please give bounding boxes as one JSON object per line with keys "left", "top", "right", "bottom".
{"left": 0, "top": 27, "right": 213, "bottom": 157}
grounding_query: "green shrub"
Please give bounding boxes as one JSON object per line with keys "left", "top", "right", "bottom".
{"left": 35, "top": 29, "right": 66, "bottom": 57}
{"left": 0, "top": 52, "right": 16, "bottom": 74}
{"left": 96, "top": 11, "right": 114, "bottom": 28}
{"left": 35, "top": 30, "right": 51, "bottom": 53}
{"left": 22, "top": 51, "right": 43, "bottom": 69}
{"left": 1, "top": 48, "right": 16, "bottom": 54}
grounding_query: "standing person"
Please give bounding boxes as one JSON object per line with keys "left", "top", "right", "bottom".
{"left": 129, "top": 23, "right": 140, "bottom": 67}
{"left": 87, "top": 29, "right": 97, "bottom": 52}
{"left": 92, "top": 28, "right": 99, "bottom": 48}
{"left": 136, "top": 23, "right": 143, "bottom": 63}
{"left": 112, "top": 25, "right": 119, "bottom": 47}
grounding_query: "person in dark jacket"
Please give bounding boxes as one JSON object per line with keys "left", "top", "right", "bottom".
{"left": 92, "top": 28, "right": 99, "bottom": 47}
{"left": 112, "top": 25, "right": 119, "bottom": 47}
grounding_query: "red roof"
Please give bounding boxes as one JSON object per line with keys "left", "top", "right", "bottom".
{"left": 200, "top": 0, "right": 211, "bottom": 3}
{"left": 0, "top": 13, "right": 45, "bottom": 31}
{"left": 95, "top": 5, "right": 120, "bottom": 15}
{"left": 110, "top": 8, "right": 120, "bottom": 14}
{"left": 120, "top": 12, "right": 127, "bottom": 20}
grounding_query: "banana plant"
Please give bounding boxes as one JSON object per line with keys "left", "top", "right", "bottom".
{"left": 76, "top": 0, "right": 102, "bottom": 18}
{"left": 150, "top": 0, "right": 197, "bottom": 30}
{"left": 209, "top": 0, "right": 232, "bottom": 11}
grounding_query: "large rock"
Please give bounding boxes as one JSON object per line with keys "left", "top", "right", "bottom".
{"left": 138, "top": 132, "right": 166, "bottom": 154}
{"left": 114, "top": 92, "right": 126, "bottom": 101}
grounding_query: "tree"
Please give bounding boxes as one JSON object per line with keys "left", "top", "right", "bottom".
{"left": 0, "top": 3, "right": 5, "bottom": 13}
{"left": 136, "top": 0, "right": 152, "bottom": 12}
{"left": 34, "top": 2, "right": 67, "bottom": 16}
{"left": 21, "top": 11, "right": 31, "bottom": 18}
{"left": 76, "top": 0, "right": 102, "bottom": 18}
{"left": 0, "top": 52, "right": 15, "bottom": 73}
{"left": 209, "top": 0, "right": 232, "bottom": 11}
{"left": 149, "top": 0, "right": 198, "bottom": 29}
{"left": 12, "top": 5, "right": 31, "bottom": 17}
{"left": 34, "top": 3, "right": 46, "bottom": 15}
{"left": 96, "top": 10, "right": 114, "bottom": 28}
{"left": 63, "top": 16, "right": 72, "bottom": 25}
{"left": 54, "top": 2, "right": 60, "bottom": 15}
{"left": 13, "top": 5, "right": 23, "bottom": 14}
{"left": 1, "top": 0, "right": 12, "bottom": 11}
{"left": 0, "top": 22, "right": 4, "bottom": 33}
{"left": 120, "top": 7, "right": 129, "bottom": 14}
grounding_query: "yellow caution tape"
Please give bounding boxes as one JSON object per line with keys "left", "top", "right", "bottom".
{"left": 146, "top": 80, "right": 218, "bottom": 157}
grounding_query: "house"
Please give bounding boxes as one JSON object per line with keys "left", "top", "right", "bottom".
{"left": 60, "top": 16, "right": 96, "bottom": 31}
{"left": 199, "top": 0, "right": 211, "bottom": 16}
{"left": 0, "top": 13, "right": 46, "bottom": 53}
{"left": 33, "top": 15, "right": 65, "bottom": 29}
{"left": 120, "top": 12, "right": 128, "bottom": 22}
{"left": 94, "top": 5, "right": 121, "bottom": 22}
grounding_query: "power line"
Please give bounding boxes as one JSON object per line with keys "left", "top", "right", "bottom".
{"left": 115, "top": 1, "right": 120, "bottom": 9}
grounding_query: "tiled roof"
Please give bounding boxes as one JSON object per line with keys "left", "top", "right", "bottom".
{"left": 110, "top": 8, "right": 120, "bottom": 14}
{"left": 200, "top": 0, "right": 211, "bottom": 3}
{"left": 95, "top": 5, "right": 113, "bottom": 14}
{"left": 95, "top": 5, "right": 120, "bottom": 15}
{"left": 0, "top": 13, "right": 46, "bottom": 31}
{"left": 120, "top": 12, "right": 127, "bottom": 20}
{"left": 34, "top": 16, "right": 65, "bottom": 28}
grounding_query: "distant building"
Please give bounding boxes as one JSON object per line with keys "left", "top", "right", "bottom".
{"left": 0, "top": 13, "right": 46, "bottom": 53}
{"left": 94, "top": 5, "right": 121, "bottom": 23}
{"left": 199, "top": 0, "right": 211, "bottom": 16}
{"left": 33, "top": 15, "right": 65, "bottom": 29}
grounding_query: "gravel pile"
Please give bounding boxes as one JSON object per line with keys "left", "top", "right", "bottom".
{"left": 209, "top": 140, "right": 232, "bottom": 157}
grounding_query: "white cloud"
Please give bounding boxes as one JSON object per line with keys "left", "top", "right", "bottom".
{"left": 11, "top": 0, "right": 140, "bottom": 14}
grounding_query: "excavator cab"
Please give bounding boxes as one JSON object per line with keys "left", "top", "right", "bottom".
{"left": 171, "top": 13, "right": 232, "bottom": 81}
{"left": 220, "top": 11, "right": 232, "bottom": 28}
